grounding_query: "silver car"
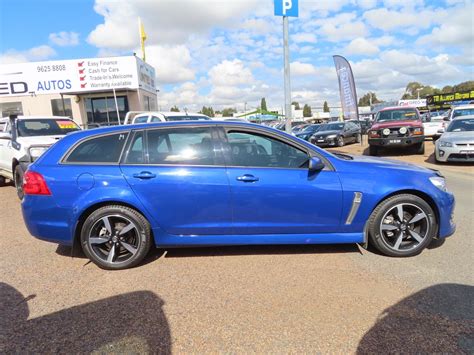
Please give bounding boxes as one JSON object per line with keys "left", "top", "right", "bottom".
{"left": 435, "top": 115, "right": 474, "bottom": 163}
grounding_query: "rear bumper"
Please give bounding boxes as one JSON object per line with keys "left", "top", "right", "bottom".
{"left": 21, "top": 195, "right": 74, "bottom": 245}
{"left": 369, "top": 135, "right": 424, "bottom": 147}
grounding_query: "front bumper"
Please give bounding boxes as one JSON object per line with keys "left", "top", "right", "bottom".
{"left": 310, "top": 136, "right": 338, "bottom": 147}
{"left": 369, "top": 135, "right": 424, "bottom": 147}
{"left": 436, "top": 190, "right": 456, "bottom": 239}
{"left": 435, "top": 145, "right": 474, "bottom": 162}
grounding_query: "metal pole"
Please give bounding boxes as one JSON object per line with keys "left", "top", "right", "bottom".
{"left": 283, "top": 16, "right": 292, "bottom": 133}
{"left": 113, "top": 88, "right": 121, "bottom": 125}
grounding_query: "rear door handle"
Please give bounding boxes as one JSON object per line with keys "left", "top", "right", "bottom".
{"left": 133, "top": 171, "right": 156, "bottom": 179}
{"left": 236, "top": 174, "right": 259, "bottom": 182}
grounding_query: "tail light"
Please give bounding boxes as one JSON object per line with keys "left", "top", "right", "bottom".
{"left": 23, "top": 171, "right": 51, "bottom": 196}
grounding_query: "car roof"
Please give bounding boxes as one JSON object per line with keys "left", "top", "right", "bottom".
{"left": 452, "top": 114, "right": 474, "bottom": 120}
{"left": 379, "top": 106, "right": 418, "bottom": 112}
{"left": 452, "top": 104, "right": 474, "bottom": 110}
{"left": 0, "top": 115, "right": 72, "bottom": 122}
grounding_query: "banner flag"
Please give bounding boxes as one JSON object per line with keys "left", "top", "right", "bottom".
{"left": 333, "top": 55, "right": 359, "bottom": 121}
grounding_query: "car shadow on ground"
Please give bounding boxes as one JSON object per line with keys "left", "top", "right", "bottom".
{"left": 357, "top": 283, "right": 474, "bottom": 354}
{"left": 163, "top": 243, "right": 361, "bottom": 259}
{"left": 0, "top": 282, "right": 171, "bottom": 353}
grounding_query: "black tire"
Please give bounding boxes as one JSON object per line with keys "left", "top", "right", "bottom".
{"left": 14, "top": 165, "right": 24, "bottom": 200}
{"left": 415, "top": 142, "right": 425, "bottom": 155}
{"left": 368, "top": 194, "right": 437, "bottom": 257}
{"left": 337, "top": 136, "right": 345, "bottom": 147}
{"left": 355, "top": 134, "right": 361, "bottom": 143}
{"left": 369, "top": 145, "right": 378, "bottom": 156}
{"left": 0, "top": 175, "right": 6, "bottom": 186}
{"left": 80, "top": 205, "right": 152, "bottom": 270}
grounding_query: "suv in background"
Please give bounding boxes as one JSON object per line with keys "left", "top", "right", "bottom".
{"left": 445, "top": 104, "right": 474, "bottom": 121}
{"left": 124, "top": 111, "right": 211, "bottom": 124}
{"left": 0, "top": 115, "right": 80, "bottom": 199}
{"left": 368, "top": 107, "right": 425, "bottom": 156}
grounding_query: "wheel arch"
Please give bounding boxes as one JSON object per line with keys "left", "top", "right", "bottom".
{"left": 72, "top": 200, "right": 156, "bottom": 253}
{"left": 362, "top": 189, "right": 440, "bottom": 247}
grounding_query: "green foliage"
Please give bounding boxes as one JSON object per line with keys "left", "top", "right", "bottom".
{"left": 452, "top": 81, "right": 474, "bottom": 92}
{"left": 222, "top": 108, "right": 237, "bottom": 117}
{"left": 401, "top": 81, "right": 474, "bottom": 100}
{"left": 260, "top": 98, "right": 267, "bottom": 111}
{"left": 358, "top": 92, "right": 382, "bottom": 106}
{"left": 200, "top": 106, "right": 215, "bottom": 117}
{"left": 170, "top": 105, "right": 180, "bottom": 112}
{"left": 303, "top": 104, "right": 312, "bottom": 117}
{"left": 292, "top": 101, "right": 300, "bottom": 110}
{"left": 323, "top": 101, "right": 330, "bottom": 112}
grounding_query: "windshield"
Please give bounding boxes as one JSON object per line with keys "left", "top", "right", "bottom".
{"left": 376, "top": 109, "right": 418, "bottom": 122}
{"left": 319, "top": 123, "right": 344, "bottom": 131}
{"left": 453, "top": 108, "right": 474, "bottom": 118}
{"left": 301, "top": 125, "right": 321, "bottom": 133}
{"left": 447, "top": 119, "right": 474, "bottom": 132}
{"left": 17, "top": 119, "right": 80, "bottom": 137}
{"left": 164, "top": 115, "right": 211, "bottom": 121}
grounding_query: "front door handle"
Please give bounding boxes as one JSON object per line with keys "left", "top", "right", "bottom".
{"left": 133, "top": 171, "right": 156, "bottom": 179}
{"left": 236, "top": 174, "right": 259, "bottom": 182}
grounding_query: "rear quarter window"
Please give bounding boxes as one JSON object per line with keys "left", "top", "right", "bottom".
{"left": 65, "top": 132, "right": 129, "bottom": 163}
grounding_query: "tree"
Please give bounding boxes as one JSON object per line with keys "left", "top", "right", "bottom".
{"left": 200, "top": 106, "right": 215, "bottom": 117}
{"left": 358, "top": 92, "right": 382, "bottom": 106}
{"left": 452, "top": 81, "right": 474, "bottom": 92}
{"left": 222, "top": 108, "right": 237, "bottom": 117}
{"left": 292, "top": 101, "right": 300, "bottom": 110}
{"left": 170, "top": 105, "right": 179, "bottom": 112}
{"left": 303, "top": 104, "right": 312, "bottom": 117}
{"left": 260, "top": 98, "right": 267, "bottom": 111}
{"left": 323, "top": 101, "right": 330, "bottom": 112}
{"left": 401, "top": 82, "right": 441, "bottom": 99}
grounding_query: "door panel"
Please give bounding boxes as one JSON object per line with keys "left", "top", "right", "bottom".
{"left": 222, "top": 129, "right": 343, "bottom": 235}
{"left": 120, "top": 128, "right": 232, "bottom": 235}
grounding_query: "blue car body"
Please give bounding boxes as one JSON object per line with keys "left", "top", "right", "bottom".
{"left": 21, "top": 121, "right": 455, "bottom": 250}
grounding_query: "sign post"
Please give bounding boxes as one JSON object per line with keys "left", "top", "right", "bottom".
{"left": 274, "top": 0, "right": 298, "bottom": 133}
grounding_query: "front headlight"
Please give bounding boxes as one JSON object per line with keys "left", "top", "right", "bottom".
{"left": 439, "top": 140, "right": 453, "bottom": 147}
{"left": 29, "top": 146, "right": 49, "bottom": 160}
{"left": 326, "top": 134, "right": 337, "bottom": 139}
{"left": 429, "top": 176, "right": 447, "bottom": 192}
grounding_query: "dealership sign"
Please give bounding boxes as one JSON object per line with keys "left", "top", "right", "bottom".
{"left": 426, "top": 91, "right": 474, "bottom": 106}
{"left": 398, "top": 99, "right": 427, "bottom": 108}
{"left": 0, "top": 56, "right": 156, "bottom": 97}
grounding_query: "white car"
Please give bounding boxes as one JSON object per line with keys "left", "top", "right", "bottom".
{"left": 124, "top": 111, "right": 211, "bottom": 124}
{"left": 445, "top": 104, "right": 474, "bottom": 121}
{"left": 435, "top": 115, "right": 474, "bottom": 163}
{"left": 423, "top": 116, "right": 446, "bottom": 140}
{"left": 0, "top": 115, "right": 80, "bottom": 199}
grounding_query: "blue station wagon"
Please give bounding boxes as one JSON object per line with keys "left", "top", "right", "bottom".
{"left": 21, "top": 121, "right": 456, "bottom": 269}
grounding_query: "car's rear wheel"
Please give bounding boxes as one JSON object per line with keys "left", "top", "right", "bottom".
{"left": 14, "top": 165, "right": 24, "bottom": 200}
{"left": 369, "top": 145, "right": 378, "bottom": 156}
{"left": 368, "top": 194, "right": 436, "bottom": 257}
{"left": 80, "top": 205, "right": 152, "bottom": 270}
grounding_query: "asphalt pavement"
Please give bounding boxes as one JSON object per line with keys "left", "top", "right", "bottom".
{"left": 0, "top": 150, "right": 472, "bottom": 353}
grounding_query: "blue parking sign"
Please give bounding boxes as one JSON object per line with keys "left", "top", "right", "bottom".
{"left": 274, "top": 0, "right": 298, "bottom": 17}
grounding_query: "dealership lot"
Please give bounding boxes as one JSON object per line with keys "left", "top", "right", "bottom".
{"left": 1, "top": 147, "right": 472, "bottom": 353}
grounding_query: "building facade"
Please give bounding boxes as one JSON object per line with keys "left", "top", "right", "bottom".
{"left": 0, "top": 56, "right": 157, "bottom": 127}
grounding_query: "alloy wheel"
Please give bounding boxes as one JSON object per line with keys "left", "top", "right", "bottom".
{"left": 379, "top": 203, "right": 430, "bottom": 252}
{"left": 88, "top": 215, "right": 140, "bottom": 264}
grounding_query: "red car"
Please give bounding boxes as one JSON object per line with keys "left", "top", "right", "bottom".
{"left": 368, "top": 107, "right": 425, "bottom": 156}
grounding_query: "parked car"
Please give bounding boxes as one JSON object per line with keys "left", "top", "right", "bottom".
{"left": 274, "top": 121, "right": 306, "bottom": 131}
{"left": 292, "top": 123, "right": 311, "bottom": 134}
{"left": 347, "top": 119, "right": 372, "bottom": 135}
{"left": 124, "top": 111, "right": 211, "bottom": 124}
{"left": 368, "top": 107, "right": 424, "bottom": 156}
{"left": 445, "top": 104, "right": 474, "bottom": 121}
{"left": 295, "top": 124, "right": 321, "bottom": 141}
{"left": 422, "top": 114, "right": 446, "bottom": 141}
{"left": 0, "top": 115, "right": 80, "bottom": 199}
{"left": 309, "top": 121, "right": 361, "bottom": 147}
{"left": 434, "top": 115, "right": 474, "bottom": 163}
{"left": 21, "top": 121, "right": 455, "bottom": 269}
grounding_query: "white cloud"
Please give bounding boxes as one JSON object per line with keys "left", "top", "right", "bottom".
{"left": 345, "top": 37, "right": 379, "bottom": 55}
{"left": 88, "top": 0, "right": 260, "bottom": 49}
{"left": 209, "top": 59, "right": 254, "bottom": 86}
{"left": 292, "top": 32, "right": 317, "bottom": 43}
{"left": 241, "top": 18, "right": 272, "bottom": 35}
{"left": 316, "top": 12, "right": 368, "bottom": 41}
{"left": 144, "top": 45, "right": 195, "bottom": 84}
{"left": 0, "top": 45, "right": 56, "bottom": 64}
{"left": 49, "top": 31, "right": 80, "bottom": 46}
{"left": 290, "top": 61, "right": 318, "bottom": 76}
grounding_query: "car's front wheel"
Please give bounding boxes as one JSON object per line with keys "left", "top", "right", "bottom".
{"left": 368, "top": 194, "right": 437, "bottom": 257}
{"left": 337, "top": 136, "right": 345, "bottom": 147}
{"left": 14, "top": 165, "right": 24, "bottom": 200}
{"left": 80, "top": 205, "right": 152, "bottom": 270}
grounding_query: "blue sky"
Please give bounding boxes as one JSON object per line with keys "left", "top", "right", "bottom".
{"left": 1, "top": 0, "right": 472, "bottom": 110}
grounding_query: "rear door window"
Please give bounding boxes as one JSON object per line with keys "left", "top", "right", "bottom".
{"left": 65, "top": 132, "right": 129, "bottom": 163}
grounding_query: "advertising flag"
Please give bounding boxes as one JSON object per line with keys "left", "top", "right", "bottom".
{"left": 139, "top": 18, "right": 147, "bottom": 62}
{"left": 333, "top": 55, "right": 359, "bottom": 121}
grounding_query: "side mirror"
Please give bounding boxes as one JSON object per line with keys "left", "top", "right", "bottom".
{"left": 0, "top": 132, "right": 11, "bottom": 140}
{"left": 308, "top": 156, "right": 325, "bottom": 172}
{"left": 443, "top": 116, "right": 450, "bottom": 122}
{"left": 437, "top": 128, "right": 445, "bottom": 134}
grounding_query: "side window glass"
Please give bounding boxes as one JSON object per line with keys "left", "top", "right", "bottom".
{"left": 66, "top": 133, "right": 128, "bottom": 163}
{"left": 147, "top": 128, "right": 215, "bottom": 165}
{"left": 150, "top": 116, "right": 162, "bottom": 122}
{"left": 133, "top": 115, "right": 149, "bottom": 124}
{"left": 226, "top": 131, "right": 308, "bottom": 168}
{"left": 125, "top": 131, "right": 144, "bottom": 164}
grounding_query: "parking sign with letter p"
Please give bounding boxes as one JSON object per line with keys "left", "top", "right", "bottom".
{"left": 274, "top": 0, "right": 298, "bottom": 17}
